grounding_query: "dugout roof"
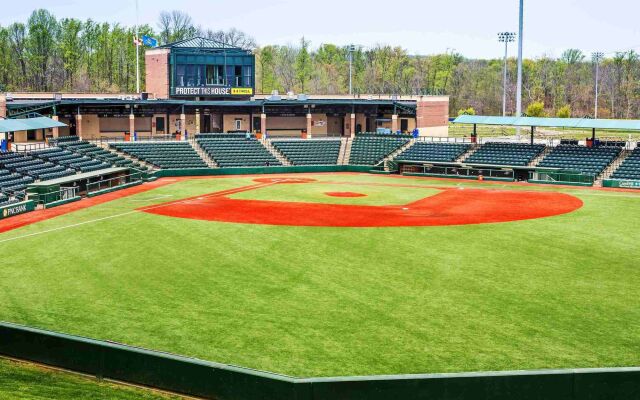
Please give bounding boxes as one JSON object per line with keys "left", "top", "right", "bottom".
{"left": 0, "top": 117, "right": 67, "bottom": 133}
{"left": 453, "top": 115, "right": 640, "bottom": 130}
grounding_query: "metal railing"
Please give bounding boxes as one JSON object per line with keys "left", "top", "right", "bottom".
{"left": 403, "top": 163, "right": 515, "bottom": 180}
{"left": 29, "top": 186, "right": 79, "bottom": 206}
{"left": 86, "top": 171, "right": 144, "bottom": 195}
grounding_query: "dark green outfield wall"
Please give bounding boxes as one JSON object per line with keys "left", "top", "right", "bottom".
{"left": 603, "top": 179, "right": 640, "bottom": 189}
{"left": 1, "top": 322, "right": 638, "bottom": 400}
{"left": 153, "top": 165, "right": 372, "bottom": 177}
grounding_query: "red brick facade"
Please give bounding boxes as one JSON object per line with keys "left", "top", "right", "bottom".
{"left": 145, "top": 49, "right": 170, "bottom": 99}
{"left": 416, "top": 100, "right": 449, "bottom": 128}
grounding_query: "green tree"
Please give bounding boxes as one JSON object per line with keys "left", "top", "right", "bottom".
{"left": 295, "top": 37, "right": 312, "bottom": 93}
{"left": 556, "top": 105, "right": 571, "bottom": 118}
{"left": 526, "top": 101, "right": 546, "bottom": 117}
{"left": 58, "top": 18, "right": 82, "bottom": 89}
{"left": 26, "top": 9, "right": 59, "bottom": 91}
{"left": 457, "top": 107, "right": 476, "bottom": 116}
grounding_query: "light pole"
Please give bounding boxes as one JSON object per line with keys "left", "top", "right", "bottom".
{"left": 348, "top": 44, "right": 356, "bottom": 95}
{"left": 498, "top": 32, "right": 516, "bottom": 116}
{"left": 516, "top": 0, "right": 524, "bottom": 118}
{"left": 135, "top": 0, "right": 140, "bottom": 94}
{"left": 592, "top": 52, "right": 604, "bottom": 118}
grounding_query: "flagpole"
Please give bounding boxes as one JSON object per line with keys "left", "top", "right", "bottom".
{"left": 135, "top": 0, "right": 140, "bottom": 94}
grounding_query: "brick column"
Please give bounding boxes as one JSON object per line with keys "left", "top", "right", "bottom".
{"left": 76, "top": 114, "right": 83, "bottom": 140}
{"left": 391, "top": 114, "right": 399, "bottom": 133}
{"left": 260, "top": 113, "right": 267, "bottom": 137}
{"left": 52, "top": 115, "right": 60, "bottom": 138}
{"left": 306, "top": 113, "right": 313, "bottom": 139}
{"left": 0, "top": 94, "right": 6, "bottom": 118}
{"left": 195, "top": 110, "right": 201, "bottom": 134}
{"left": 350, "top": 113, "right": 356, "bottom": 137}
{"left": 129, "top": 113, "right": 135, "bottom": 141}
{"left": 180, "top": 113, "right": 186, "bottom": 140}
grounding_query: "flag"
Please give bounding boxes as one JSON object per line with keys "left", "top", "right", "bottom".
{"left": 142, "top": 35, "right": 158, "bottom": 47}
{"left": 133, "top": 37, "right": 142, "bottom": 46}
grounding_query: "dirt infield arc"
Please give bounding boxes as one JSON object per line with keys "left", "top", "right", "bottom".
{"left": 141, "top": 179, "right": 583, "bottom": 228}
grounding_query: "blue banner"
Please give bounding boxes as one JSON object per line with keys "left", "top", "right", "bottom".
{"left": 142, "top": 35, "right": 158, "bottom": 47}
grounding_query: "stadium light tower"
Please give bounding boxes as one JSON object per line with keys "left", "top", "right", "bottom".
{"left": 348, "top": 44, "right": 356, "bottom": 95}
{"left": 498, "top": 32, "right": 516, "bottom": 117}
{"left": 592, "top": 52, "right": 604, "bottom": 118}
{"left": 516, "top": 0, "right": 524, "bottom": 118}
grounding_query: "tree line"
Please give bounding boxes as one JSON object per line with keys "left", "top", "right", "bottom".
{"left": 1, "top": 9, "right": 639, "bottom": 118}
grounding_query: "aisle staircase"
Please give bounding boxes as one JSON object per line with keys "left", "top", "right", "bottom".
{"left": 262, "top": 139, "right": 291, "bottom": 166}
{"left": 338, "top": 137, "right": 353, "bottom": 165}
{"left": 190, "top": 140, "right": 218, "bottom": 168}
{"left": 457, "top": 143, "right": 481, "bottom": 163}
{"left": 594, "top": 149, "right": 632, "bottom": 187}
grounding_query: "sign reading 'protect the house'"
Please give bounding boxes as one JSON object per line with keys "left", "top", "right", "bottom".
{"left": 173, "top": 86, "right": 253, "bottom": 96}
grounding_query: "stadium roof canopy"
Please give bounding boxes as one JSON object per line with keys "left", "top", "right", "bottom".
{"left": 158, "top": 36, "right": 244, "bottom": 50}
{"left": 0, "top": 117, "right": 66, "bottom": 133}
{"left": 453, "top": 115, "right": 640, "bottom": 130}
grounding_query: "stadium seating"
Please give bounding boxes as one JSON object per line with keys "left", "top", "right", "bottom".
{"left": 32, "top": 147, "right": 110, "bottom": 174}
{"left": 272, "top": 139, "right": 341, "bottom": 165}
{"left": 0, "top": 151, "right": 75, "bottom": 181}
{"left": 395, "top": 142, "right": 470, "bottom": 163}
{"left": 197, "top": 137, "right": 281, "bottom": 168}
{"left": 610, "top": 147, "right": 640, "bottom": 180}
{"left": 56, "top": 139, "right": 141, "bottom": 169}
{"left": 465, "top": 142, "right": 545, "bottom": 166}
{"left": 110, "top": 142, "right": 207, "bottom": 169}
{"left": 349, "top": 134, "right": 410, "bottom": 165}
{"left": 538, "top": 145, "right": 622, "bottom": 176}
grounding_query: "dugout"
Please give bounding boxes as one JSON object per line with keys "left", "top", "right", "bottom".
{"left": 26, "top": 167, "right": 139, "bottom": 207}
{"left": 397, "top": 160, "right": 537, "bottom": 182}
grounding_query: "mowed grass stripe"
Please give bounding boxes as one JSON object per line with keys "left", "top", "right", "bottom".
{"left": 0, "top": 174, "right": 638, "bottom": 377}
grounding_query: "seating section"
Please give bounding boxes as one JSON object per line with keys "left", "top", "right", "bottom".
{"left": 110, "top": 142, "right": 207, "bottom": 169}
{"left": 396, "top": 142, "right": 470, "bottom": 163}
{"left": 33, "top": 147, "right": 110, "bottom": 174}
{"left": 272, "top": 140, "right": 341, "bottom": 165}
{"left": 58, "top": 140, "right": 132, "bottom": 168}
{"left": 0, "top": 151, "right": 74, "bottom": 182}
{"left": 610, "top": 147, "right": 640, "bottom": 181}
{"left": 350, "top": 135, "right": 410, "bottom": 165}
{"left": 466, "top": 143, "right": 545, "bottom": 166}
{"left": 0, "top": 154, "right": 35, "bottom": 193}
{"left": 197, "top": 137, "right": 281, "bottom": 168}
{"left": 538, "top": 145, "right": 621, "bottom": 176}
{"left": 0, "top": 191, "right": 19, "bottom": 207}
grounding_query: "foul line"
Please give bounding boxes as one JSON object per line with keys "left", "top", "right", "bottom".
{"left": 0, "top": 181, "right": 281, "bottom": 245}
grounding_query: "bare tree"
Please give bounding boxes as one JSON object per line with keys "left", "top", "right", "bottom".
{"left": 203, "top": 28, "right": 256, "bottom": 50}
{"left": 157, "top": 10, "right": 196, "bottom": 44}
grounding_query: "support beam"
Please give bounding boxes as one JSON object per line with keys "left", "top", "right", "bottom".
{"left": 52, "top": 115, "right": 60, "bottom": 139}
{"left": 592, "top": 128, "right": 596, "bottom": 141}
{"left": 76, "top": 114, "right": 83, "bottom": 140}
{"left": 195, "top": 110, "right": 201, "bottom": 134}
{"left": 531, "top": 126, "right": 535, "bottom": 145}
{"left": 260, "top": 113, "right": 267, "bottom": 138}
{"left": 350, "top": 113, "right": 356, "bottom": 138}
{"left": 129, "top": 113, "right": 135, "bottom": 141}
{"left": 306, "top": 113, "right": 313, "bottom": 139}
{"left": 180, "top": 113, "right": 186, "bottom": 140}
{"left": 391, "top": 114, "right": 399, "bottom": 133}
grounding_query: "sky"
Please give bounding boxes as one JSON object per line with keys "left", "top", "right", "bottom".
{"left": 3, "top": 0, "right": 640, "bottom": 59}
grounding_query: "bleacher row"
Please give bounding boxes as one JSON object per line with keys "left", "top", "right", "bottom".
{"left": 197, "top": 134, "right": 281, "bottom": 168}
{"left": 272, "top": 139, "right": 341, "bottom": 165}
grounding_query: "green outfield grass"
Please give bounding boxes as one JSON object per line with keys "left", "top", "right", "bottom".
{"left": 0, "top": 174, "right": 639, "bottom": 378}
{"left": 0, "top": 358, "right": 180, "bottom": 399}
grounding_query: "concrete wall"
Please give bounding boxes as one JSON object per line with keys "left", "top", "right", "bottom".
{"left": 145, "top": 49, "right": 170, "bottom": 99}
{"left": 223, "top": 114, "right": 252, "bottom": 132}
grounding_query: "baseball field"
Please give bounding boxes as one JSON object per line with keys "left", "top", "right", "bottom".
{"left": 0, "top": 173, "right": 638, "bottom": 378}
